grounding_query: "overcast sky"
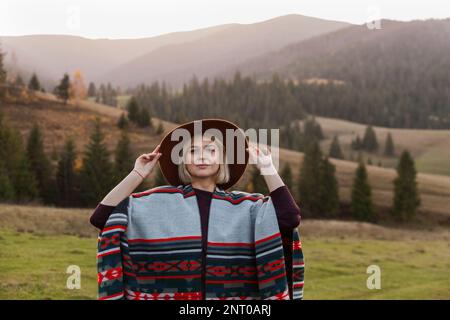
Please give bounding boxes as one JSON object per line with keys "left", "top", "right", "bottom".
{"left": 1, "top": 0, "right": 449, "bottom": 39}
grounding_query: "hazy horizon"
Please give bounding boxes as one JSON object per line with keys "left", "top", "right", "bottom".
{"left": 1, "top": 0, "right": 449, "bottom": 40}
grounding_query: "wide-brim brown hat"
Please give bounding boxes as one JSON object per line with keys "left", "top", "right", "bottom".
{"left": 158, "top": 118, "right": 249, "bottom": 190}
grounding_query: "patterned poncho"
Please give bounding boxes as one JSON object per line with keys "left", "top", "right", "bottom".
{"left": 96, "top": 184, "right": 305, "bottom": 300}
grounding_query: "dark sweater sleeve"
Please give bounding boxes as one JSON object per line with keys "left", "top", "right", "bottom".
{"left": 269, "top": 185, "right": 301, "bottom": 229}
{"left": 89, "top": 203, "right": 116, "bottom": 230}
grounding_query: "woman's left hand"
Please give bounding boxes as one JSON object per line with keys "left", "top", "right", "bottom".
{"left": 246, "top": 142, "right": 278, "bottom": 175}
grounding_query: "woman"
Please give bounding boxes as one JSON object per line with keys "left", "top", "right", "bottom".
{"left": 93, "top": 119, "right": 304, "bottom": 300}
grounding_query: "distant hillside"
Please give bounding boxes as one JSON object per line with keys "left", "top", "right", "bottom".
{"left": 100, "top": 14, "right": 350, "bottom": 88}
{"left": 1, "top": 14, "right": 350, "bottom": 89}
{"left": 306, "top": 116, "right": 450, "bottom": 176}
{"left": 225, "top": 18, "right": 450, "bottom": 129}
{"left": 0, "top": 23, "right": 234, "bottom": 88}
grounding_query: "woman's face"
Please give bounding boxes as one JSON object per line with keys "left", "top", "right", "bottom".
{"left": 185, "top": 138, "right": 221, "bottom": 180}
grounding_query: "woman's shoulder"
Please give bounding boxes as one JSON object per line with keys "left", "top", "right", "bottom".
{"left": 219, "top": 189, "right": 267, "bottom": 203}
{"left": 229, "top": 189, "right": 263, "bottom": 196}
{"left": 131, "top": 184, "right": 185, "bottom": 198}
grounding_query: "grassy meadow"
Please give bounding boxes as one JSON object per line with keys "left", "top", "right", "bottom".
{"left": 0, "top": 203, "right": 449, "bottom": 300}
{"left": 306, "top": 116, "right": 450, "bottom": 176}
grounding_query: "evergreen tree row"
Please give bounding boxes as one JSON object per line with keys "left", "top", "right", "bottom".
{"left": 0, "top": 112, "right": 165, "bottom": 207}
{"left": 127, "top": 70, "right": 450, "bottom": 130}
{"left": 247, "top": 138, "right": 420, "bottom": 222}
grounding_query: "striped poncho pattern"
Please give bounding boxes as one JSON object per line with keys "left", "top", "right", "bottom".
{"left": 96, "top": 184, "right": 305, "bottom": 300}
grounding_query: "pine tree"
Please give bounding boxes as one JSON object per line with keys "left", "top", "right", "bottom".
{"left": 351, "top": 161, "right": 375, "bottom": 222}
{"left": 282, "top": 121, "right": 299, "bottom": 152}
{"left": 56, "top": 137, "right": 79, "bottom": 207}
{"left": 79, "top": 117, "right": 115, "bottom": 206}
{"left": 137, "top": 107, "right": 151, "bottom": 128}
{"left": 303, "top": 117, "right": 324, "bottom": 141}
{"left": 298, "top": 141, "right": 323, "bottom": 217}
{"left": 0, "top": 113, "right": 16, "bottom": 201}
{"left": 87, "top": 82, "right": 96, "bottom": 97}
{"left": 114, "top": 129, "right": 134, "bottom": 184}
{"left": 280, "top": 163, "right": 294, "bottom": 191}
{"left": 28, "top": 73, "right": 41, "bottom": 91}
{"left": 391, "top": 150, "right": 421, "bottom": 221}
{"left": 317, "top": 156, "right": 339, "bottom": 217}
{"left": 329, "top": 135, "right": 344, "bottom": 159}
{"left": 298, "top": 140, "right": 340, "bottom": 217}
{"left": 55, "top": 73, "right": 70, "bottom": 105}
{"left": 0, "top": 112, "right": 38, "bottom": 202}
{"left": 0, "top": 158, "right": 15, "bottom": 201}
{"left": 351, "top": 135, "right": 362, "bottom": 150}
{"left": 156, "top": 121, "right": 164, "bottom": 135}
{"left": 0, "top": 44, "right": 6, "bottom": 84}
{"left": 13, "top": 152, "right": 39, "bottom": 202}
{"left": 15, "top": 74, "right": 25, "bottom": 87}
{"left": 117, "top": 113, "right": 129, "bottom": 129}
{"left": 249, "top": 166, "right": 268, "bottom": 195}
{"left": 26, "top": 124, "right": 54, "bottom": 204}
{"left": 384, "top": 132, "right": 395, "bottom": 156}
{"left": 362, "top": 125, "right": 379, "bottom": 152}
{"left": 126, "top": 97, "right": 140, "bottom": 123}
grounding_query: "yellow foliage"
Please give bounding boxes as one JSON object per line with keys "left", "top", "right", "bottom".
{"left": 69, "top": 70, "right": 87, "bottom": 105}
{"left": 74, "top": 157, "right": 83, "bottom": 171}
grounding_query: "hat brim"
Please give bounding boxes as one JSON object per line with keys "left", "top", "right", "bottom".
{"left": 158, "top": 119, "right": 249, "bottom": 190}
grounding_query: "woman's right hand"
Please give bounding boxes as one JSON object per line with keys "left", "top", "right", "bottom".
{"left": 133, "top": 144, "right": 162, "bottom": 179}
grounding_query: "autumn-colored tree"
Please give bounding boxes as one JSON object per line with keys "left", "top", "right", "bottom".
{"left": 69, "top": 70, "right": 87, "bottom": 106}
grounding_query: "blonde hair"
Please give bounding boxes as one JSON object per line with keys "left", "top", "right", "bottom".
{"left": 178, "top": 134, "right": 230, "bottom": 185}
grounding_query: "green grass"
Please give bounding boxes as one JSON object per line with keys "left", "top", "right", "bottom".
{"left": 1, "top": 228, "right": 449, "bottom": 299}
{"left": 116, "top": 95, "right": 132, "bottom": 109}
{"left": 0, "top": 229, "right": 98, "bottom": 299}
{"left": 416, "top": 145, "right": 450, "bottom": 176}
{"left": 303, "top": 237, "right": 450, "bottom": 299}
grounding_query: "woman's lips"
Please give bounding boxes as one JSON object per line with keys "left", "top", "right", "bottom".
{"left": 195, "top": 164, "right": 210, "bottom": 169}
